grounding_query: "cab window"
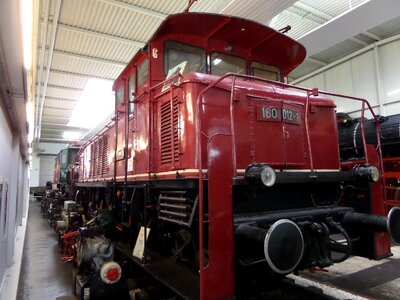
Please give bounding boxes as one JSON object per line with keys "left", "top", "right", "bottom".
{"left": 137, "top": 59, "right": 149, "bottom": 88}
{"left": 164, "top": 41, "right": 206, "bottom": 75}
{"left": 211, "top": 53, "right": 246, "bottom": 76}
{"left": 251, "top": 62, "right": 280, "bottom": 81}
{"left": 116, "top": 83, "right": 124, "bottom": 108}
{"left": 128, "top": 74, "right": 135, "bottom": 115}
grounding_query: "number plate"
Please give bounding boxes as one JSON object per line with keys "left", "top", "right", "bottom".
{"left": 256, "top": 106, "right": 300, "bottom": 125}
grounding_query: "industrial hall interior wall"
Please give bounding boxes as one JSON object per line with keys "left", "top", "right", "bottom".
{"left": 0, "top": 0, "right": 31, "bottom": 295}
{"left": 0, "top": 98, "right": 30, "bottom": 294}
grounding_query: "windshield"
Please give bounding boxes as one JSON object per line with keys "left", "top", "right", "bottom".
{"left": 211, "top": 52, "right": 246, "bottom": 76}
{"left": 252, "top": 62, "right": 280, "bottom": 81}
{"left": 165, "top": 41, "right": 206, "bottom": 75}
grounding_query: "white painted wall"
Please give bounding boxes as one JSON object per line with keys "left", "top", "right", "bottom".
{"left": 30, "top": 142, "right": 67, "bottom": 187}
{"left": 0, "top": 104, "right": 29, "bottom": 293}
{"left": 292, "top": 34, "right": 400, "bottom": 118}
{"left": 30, "top": 154, "right": 40, "bottom": 187}
{"left": 0, "top": 105, "right": 13, "bottom": 289}
{"left": 39, "top": 155, "right": 56, "bottom": 186}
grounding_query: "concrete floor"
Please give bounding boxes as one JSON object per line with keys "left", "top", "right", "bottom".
{"left": 17, "top": 201, "right": 74, "bottom": 300}
{"left": 301, "top": 246, "right": 400, "bottom": 300}
{"left": 15, "top": 200, "right": 400, "bottom": 300}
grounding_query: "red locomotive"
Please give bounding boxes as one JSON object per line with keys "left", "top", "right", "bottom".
{"left": 74, "top": 12, "right": 400, "bottom": 300}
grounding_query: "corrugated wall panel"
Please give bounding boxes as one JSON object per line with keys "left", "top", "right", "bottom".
{"left": 295, "top": 36, "right": 400, "bottom": 116}
{"left": 301, "top": 0, "right": 366, "bottom": 17}
{"left": 43, "top": 107, "right": 73, "bottom": 117}
{"left": 55, "top": 29, "right": 139, "bottom": 64}
{"left": 48, "top": 73, "right": 88, "bottom": 89}
{"left": 222, "top": 0, "right": 298, "bottom": 24}
{"left": 44, "top": 98, "right": 77, "bottom": 110}
{"left": 350, "top": 51, "right": 378, "bottom": 105}
{"left": 52, "top": 52, "right": 124, "bottom": 79}
{"left": 45, "top": 85, "right": 82, "bottom": 100}
{"left": 379, "top": 40, "right": 400, "bottom": 104}
{"left": 41, "top": 115, "right": 69, "bottom": 124}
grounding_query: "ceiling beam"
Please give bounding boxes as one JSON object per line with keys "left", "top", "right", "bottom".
{"left": 39, "top": 68, "right": 115, "bottom": 81}
{"left": 293, "top": 2, "right": 332, "bottom": 21}
{"left": 41, "top": 122, "right": 89, "bottom": 131}
{"left": 41, "top": 128, "right": 65, "bottom": 132}
{"left": 98, "top": 0, "right": 167, "bottom": 19}
{"left": 349, "top": 37, "right": 368, "bottom": 47}
{"left": 41, "top": 133, "right": 65, "bottom": 138}
{"left": 41, "top": 83, "right": 84, "bottom": 91}
{"left": 362, "top": 31, "right": 382, "bottom": 41}
{"left": 42, "top": 114, "right": 71, "bottom": 120}
{"left": 306, "top": 57, "right": 328, "bottom": 67}
{"left": 43, "top": 105, "right": 74, "bottom": 111}
{"left": 42, "top": 96, "right": 78, "bottom": 102}
{"left": 52, "top": 49, "right": 126, "bottom": 67}
{"left": 58, "top": 23, "right": 145, "bottom": 48}
{"left": 298, "top": 0, "right": 400, "bottom": 57}
{"left": 39, "top": 138, "right": 80, "bottom": 143}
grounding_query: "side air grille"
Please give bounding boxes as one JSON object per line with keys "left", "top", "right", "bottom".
{"left": 159, "top": 191, "right": 198, "bottom": 227}
{"left": 160, "top": 99, "right": 180, "bottom": 165}
{"left": 101, "top": 134, "right": 109, "bottom": 176}
{"left": 89, "top": 143, "right": 95, "bottom": 178}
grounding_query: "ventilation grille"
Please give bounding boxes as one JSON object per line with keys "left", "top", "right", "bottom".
{"left": 89, "top": 134, "right": 109, "bottom": 178}
{"left": 159, "top": 191, "right": 198, "bottom": 227}
{"left": 101, "top": 134, "right": 109, "bottom": 176}
{"left": 89, "top": 143, "right": 95, "bottom": 178}
{"left": 160, "top": 99, "right": 180, "bottom": 165}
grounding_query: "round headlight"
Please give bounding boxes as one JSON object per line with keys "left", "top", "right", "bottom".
{"left": 369, "top": 166, "right": 379, "bottom": 182}
{"left": 260, "top": 166, "right": 276, "bottom": 187}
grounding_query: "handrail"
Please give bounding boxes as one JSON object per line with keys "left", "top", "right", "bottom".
{"left": 195, "top": 72, "right": 384, "bottom": 274}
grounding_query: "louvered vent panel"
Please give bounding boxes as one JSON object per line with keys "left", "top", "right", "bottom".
{"left": 89, "top": 144, "right": 95, "bottom": 178}
{"left": 160, "top": 99, "right": 180, "bottom": 165}
{"left": 98, "top": 138, "right": 103, "bottom": 177}
{"left": 101, "top": 134, "right": 109, "bottom": 176}
{"left": 94, "top": 141, "right": 99, "bottom": 177}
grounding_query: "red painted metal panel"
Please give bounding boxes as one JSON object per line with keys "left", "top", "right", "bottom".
{"left": 365, "top": 144, "right": 391, "bottom": 258}
{"left": 200, "top": 135, "right": 235, "bottom": 299}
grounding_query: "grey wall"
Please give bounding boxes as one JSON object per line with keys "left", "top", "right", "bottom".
{"left": 292, "top": 34, "right": 400, "bottom": 118}
{"left": 30, "top": 142, "right": 67, "bottom": 187}
{"left": 0, "top": 104, "right": 29, "bottom": 291}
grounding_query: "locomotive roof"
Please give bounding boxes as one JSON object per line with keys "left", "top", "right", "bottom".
{"left": 148, "top": 12, "right": 306, "bottom": 74}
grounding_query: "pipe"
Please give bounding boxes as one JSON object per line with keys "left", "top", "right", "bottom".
{"left": 37, "top": 0, "right": 62, "bottom": 140}
{"left": 342, "top": 207, "right": 400, "bottom": 244}
{"left": 34, "top": 0, "right": 50, "bottom": 141}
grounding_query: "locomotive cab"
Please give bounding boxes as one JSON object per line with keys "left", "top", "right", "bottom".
{"left": 75, "top": 12, "right": 400, "bottom": 300}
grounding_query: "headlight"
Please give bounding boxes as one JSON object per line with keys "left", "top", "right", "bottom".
{"left": 245, "top": 163, "right": 276, "bottom": 187}
{"left": 260, "top": 166, "right": 276, "bottom": 187}
{"left": 353, "top": 164, "right": 380, "bottom": 182}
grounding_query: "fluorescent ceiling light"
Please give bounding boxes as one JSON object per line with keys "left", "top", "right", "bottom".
{"left": 68, "top": 79, "right": 115, "bottom": 129}
{"left": 21, "top": 0, "right": 33, "bottom": 70}
{"left": 63, "top": 131, "right": 82, "bottom": 140}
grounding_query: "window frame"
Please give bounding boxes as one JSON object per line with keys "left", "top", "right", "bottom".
{"left": 210, "top": 52, "right": 246, "bottom": 76}
{"left": 163, "top": 40, "right": 207, "bottom": 76}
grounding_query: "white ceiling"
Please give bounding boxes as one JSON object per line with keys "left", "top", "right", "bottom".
{"left": 23, "top": 0, "right": 400, "bottom": 144}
